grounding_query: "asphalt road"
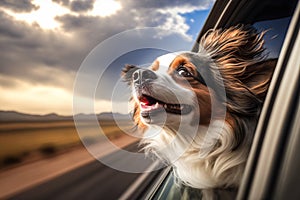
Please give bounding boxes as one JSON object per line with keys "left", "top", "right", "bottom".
{"left": 9, "top": 142, "right": 156, "bottom": 200}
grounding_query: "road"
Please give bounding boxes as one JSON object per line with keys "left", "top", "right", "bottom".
{"left": 9, "top": 142, "right": 157, "bottom": 200}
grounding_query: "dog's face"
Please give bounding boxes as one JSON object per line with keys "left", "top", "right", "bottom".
{"left": 123, "top": 52, "right": 214, "bottom": 129}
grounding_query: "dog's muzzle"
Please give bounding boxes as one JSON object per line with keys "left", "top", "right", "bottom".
{"left": 132, "top": 69, "right": 192, "bottom": 117}
{"left": 132, "top": 69, "right": 157, "bottom": 87}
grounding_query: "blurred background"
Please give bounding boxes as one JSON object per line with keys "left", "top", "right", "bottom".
{"left": 0, "top": 0, "right": 213, "bottom": 199}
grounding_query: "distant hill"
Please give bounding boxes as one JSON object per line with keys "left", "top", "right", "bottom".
{"left": 0, "top": 111, "right": 130, "bottom": 122}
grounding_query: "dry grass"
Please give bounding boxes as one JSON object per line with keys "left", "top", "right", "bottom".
{"left": 0, "top": 120, "right": 134, "bottom": 167}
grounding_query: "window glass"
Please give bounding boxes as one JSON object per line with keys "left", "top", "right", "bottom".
{"left": 254, "top": 17, "right": 292, "bottom": 58}
{"left": 152, "top": 172, "right": 237, "bottom": 200}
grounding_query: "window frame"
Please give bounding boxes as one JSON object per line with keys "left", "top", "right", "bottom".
{"left": 238, "top": 2, "right": 300, "bottom": 199}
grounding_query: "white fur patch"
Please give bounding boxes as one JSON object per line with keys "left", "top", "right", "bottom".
{"left": 141, "top": 120, "right": 247, "bottom": 188}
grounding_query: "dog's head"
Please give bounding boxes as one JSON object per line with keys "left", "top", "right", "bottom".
{"left": 122, "top": 52, "right": 213, "bottom": 128}
{"left": 123, "top": 25, "right": 274, "bottom": 138}
{"left": 121, "top": 25, "right": 276, "bottom": 188}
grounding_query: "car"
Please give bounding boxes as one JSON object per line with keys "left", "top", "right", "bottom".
{"left": 119, "top": 0, "right": 300, "bottom": 199}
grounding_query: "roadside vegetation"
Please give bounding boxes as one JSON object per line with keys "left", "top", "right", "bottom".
{"left": 0, "top": 120, "right": 133, "bottom": 168}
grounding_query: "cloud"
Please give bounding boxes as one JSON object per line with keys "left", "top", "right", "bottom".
{"left": 52, "top": 0, "right": 70, "bottom": 7}
{"left": 1, "top": 0, "right": 39, "bottom": 13}
{"left": 0, "top": 11, "right": 86, "bottom": 80}
{"left": 0, "top": 0, "right": 215, "bottom": 114}
{"left": 122, "top": 0, "right": 213, "bottom": 10}
{"left": 70, "top": 0, "right": 94, "bottom": 12}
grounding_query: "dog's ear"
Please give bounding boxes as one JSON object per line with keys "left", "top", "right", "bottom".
{"left": 242, "top": 58, "right": 276, "bottom": 101}
{"left": 121, "top": 64, "right": 139, "bottom": 84}
{"left": 199, "top": 25, "right": 276, "bottom": 115}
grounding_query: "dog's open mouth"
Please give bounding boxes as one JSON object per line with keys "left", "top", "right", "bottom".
{"left": 138, "top": 94, "right": 192, "bottom": 117}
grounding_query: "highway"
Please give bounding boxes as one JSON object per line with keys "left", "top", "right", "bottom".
{"left": 9, "top": 142, "right": 157, "bottom": 200}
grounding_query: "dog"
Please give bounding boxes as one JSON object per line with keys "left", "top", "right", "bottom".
{"left": 122, "top": 25, "right": 275, "bottom": 189}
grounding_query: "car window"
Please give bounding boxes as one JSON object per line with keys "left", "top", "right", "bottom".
{"left": 149, "top": 0, "right": 298, "bottom": 199}
{"left": 253, "top": 17, "right": 292, "bottom": 59}
{"left": 152, "top": 172, "right": 237, "bottom": 200}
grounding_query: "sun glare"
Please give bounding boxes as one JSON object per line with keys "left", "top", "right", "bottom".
{"left": 2, "top": 0, "right": 69, "bottom": 30}
{"left": 1, "top": 0, "right": 122, "bottom": 30}
{"left": 0, "top": 80, "right": 74, "bottom": 115}
{"left": 89, "top": 0, "right": 122, "bottom": 17}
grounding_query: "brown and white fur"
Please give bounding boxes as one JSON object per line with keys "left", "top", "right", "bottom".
{"left": 122, "top": 25, "right": 275, "bottom": 189}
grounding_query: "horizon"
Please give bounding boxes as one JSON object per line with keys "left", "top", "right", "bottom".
{"left": 0, "top": 109, "right": 128, "bottom": 117}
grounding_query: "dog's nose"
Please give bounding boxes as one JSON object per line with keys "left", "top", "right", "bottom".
{"left": 132, "top": 69, "right": 157, "bottom": 85}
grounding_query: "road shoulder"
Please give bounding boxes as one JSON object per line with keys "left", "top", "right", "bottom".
{"left": 0, "top": 135, "right": 138, "bottom": 199}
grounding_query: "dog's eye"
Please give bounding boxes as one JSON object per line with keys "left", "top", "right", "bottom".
{"left": 177, "top": 66, "right": 192, "bottom": 77}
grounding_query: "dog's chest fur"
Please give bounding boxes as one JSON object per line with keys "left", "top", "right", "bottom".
{"left": 140, "top": 120, "right": 249, "bottom": 188}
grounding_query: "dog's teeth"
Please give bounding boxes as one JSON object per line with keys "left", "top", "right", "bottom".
{"left": 164, "top": 104, "right": 167, "bottom": 109}
{"left": 154, "top": 102, "right": 159, "bottom": 108}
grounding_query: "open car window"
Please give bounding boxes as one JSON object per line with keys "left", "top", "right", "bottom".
{"left": 151, "top": 171, "right": 237, "bottom": 200}
{"left": 253, "top": 17, "right": 292, "bottom": 59}
{"left": 145, "top": 0, "right": 299, "bottom": 199}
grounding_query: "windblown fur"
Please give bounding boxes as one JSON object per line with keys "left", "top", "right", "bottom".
{"left": 122, "top": 25, "right": 275, "bottom": 188}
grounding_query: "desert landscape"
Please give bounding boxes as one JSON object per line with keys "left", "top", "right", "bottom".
{"left": 0, "top": 111, "right": 140, "bottom": 198}
{"left": 0, "top": 111, "right": 135, "bottom": 169}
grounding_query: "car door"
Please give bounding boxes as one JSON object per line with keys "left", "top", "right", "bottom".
{"left": 238, "top": 2, "right": 300, "bottom": 199}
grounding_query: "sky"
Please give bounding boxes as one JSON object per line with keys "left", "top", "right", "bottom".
{"left": 0, "top": 0, "right": 214, "bottom": 115}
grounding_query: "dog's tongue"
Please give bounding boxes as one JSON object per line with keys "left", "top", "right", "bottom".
{"left": 139, "top": 95, "right": 160, "bottom": 107}
{"left": 139, "top": 96, "right": 150, "bottom": 105}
